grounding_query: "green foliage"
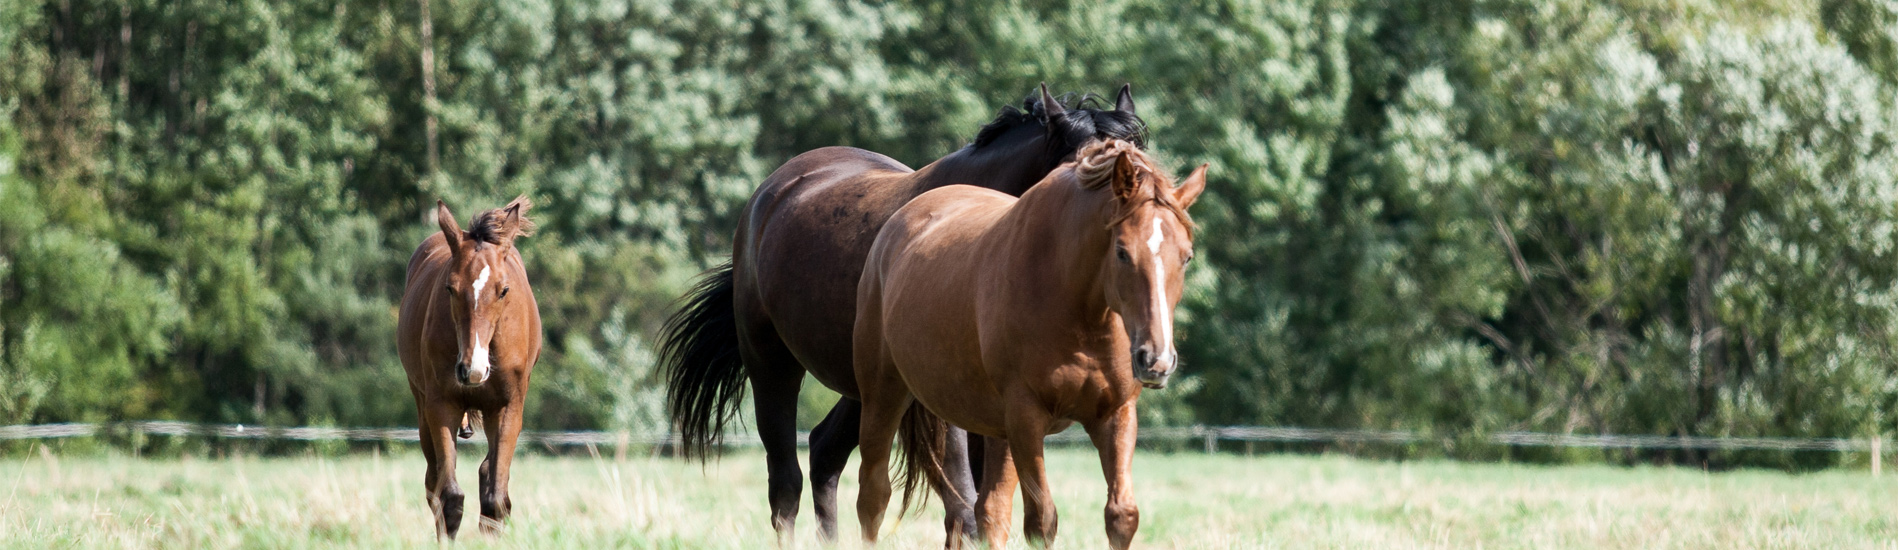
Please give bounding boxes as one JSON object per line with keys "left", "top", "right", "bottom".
{"left": 0, "top": 0, "right": 1891, "bottom": 468}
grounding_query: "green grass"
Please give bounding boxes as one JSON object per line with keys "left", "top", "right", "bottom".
{"left": 0, "top": 446, "right": 1890, "bottom": 549}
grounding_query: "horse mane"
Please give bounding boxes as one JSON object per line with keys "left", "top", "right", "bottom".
{"left": 1072, "top": 140, "right": 1196, "bottom": 235}
{"left": 971, "top": 91, "right": 1149, "bottom": 151}
{"left": 467, "top": 195, "right": 537, "bottom": 245}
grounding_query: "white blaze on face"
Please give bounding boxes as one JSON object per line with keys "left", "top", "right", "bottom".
{"left": 469, "top": 338, "right": 491, "bottom": 378}
{"left": 467, "top": 263, "right": 493, "bottom": 380}
{"left": 1148, "top": 216, "right": 1175, "bottom": 370}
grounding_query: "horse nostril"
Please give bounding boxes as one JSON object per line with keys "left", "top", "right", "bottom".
{"left": 1133, "top": 347, "right": 1155, "bottom": 371}
{"left": 455, "top": 362, "right": 470, "bottom": 382}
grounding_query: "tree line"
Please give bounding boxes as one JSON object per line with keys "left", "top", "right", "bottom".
{"left": 0, "top": 0, "right": 1892, "bottom": 467}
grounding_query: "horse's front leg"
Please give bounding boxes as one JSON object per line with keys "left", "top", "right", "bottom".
{"left": 1006, "top": 404, "right": 1058, "bottom": 546}
{"left": 1086, "top": 403, "right": 1140, "bottom": 550}
{"left": 422, "top": 405, "right": 466, "bottom": 539}
{"left": 976, "top": 434, "right": 1019, "bottom": 550}
{"left": 478, "top": 403, "right": 523, "bottom": 534}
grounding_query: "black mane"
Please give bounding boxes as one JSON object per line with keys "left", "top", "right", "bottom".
{"left": 971, "top": 91, "right": 1148, "bottom": 151}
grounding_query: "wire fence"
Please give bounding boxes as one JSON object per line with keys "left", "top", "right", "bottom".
{"left": 0, "top": 421, "right": 1880, "bottom": 455}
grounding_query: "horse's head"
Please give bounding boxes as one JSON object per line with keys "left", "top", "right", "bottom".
{"left": 965, "top": 84, "right": 1147, "bottom": 194}
{"left": 434, "top": 196, "right": 535, "bottom": 387}
{"left": 1034, "top": 83, "right": 1148, "bottom": 163}
{"left": 1079, "top": 141, "right": 1206, "bottom": 389}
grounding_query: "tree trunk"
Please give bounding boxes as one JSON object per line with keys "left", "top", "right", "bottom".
{"left": 419, "top": 0, "right": 438, "bottom": 175}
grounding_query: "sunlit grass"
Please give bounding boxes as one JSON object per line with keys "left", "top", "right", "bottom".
{"left": 0, "top": 446, "right": 1890, "bottom": 549}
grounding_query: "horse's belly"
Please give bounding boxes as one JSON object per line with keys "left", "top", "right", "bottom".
{"left": 889, "top": 342, "right": 1006, "bottom": 435}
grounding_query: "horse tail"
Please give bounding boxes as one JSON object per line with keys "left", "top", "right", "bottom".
{"left": 658, "top": 261, "right": 746, "bottom": 460}
{"left": 894, "top": 402, "right": 954, "bottom": 516}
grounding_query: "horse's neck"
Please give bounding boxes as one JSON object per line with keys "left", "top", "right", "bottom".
{"left": 991, "top": 179, "right": 1114, "bottom": 326}
{"left": 909, "top": 133, "right": 1054, "bottom": 197}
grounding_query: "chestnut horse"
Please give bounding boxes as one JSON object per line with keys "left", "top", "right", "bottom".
{"left": 658, "top": 85, "right": 1146, "bottom": 543}
{"left": 855, "top": 140, "right": 1205, "bottom": 549}
{"left": 397, "top": 197, "right": 543, "bottom": 540}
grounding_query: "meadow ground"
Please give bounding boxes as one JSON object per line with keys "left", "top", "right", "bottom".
{"left": 0, "top": 445, "right": 1890, "bottom": 549}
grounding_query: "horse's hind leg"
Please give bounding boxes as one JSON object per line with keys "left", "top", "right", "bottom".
{"left": 459, "top": 410, "right": 480, "bottom": 439}
{"left": 478, "top": 403, "right": 523, "bottom": 534}
{"left": 853, "top": 381, "right": 910, "bottom": 544}
{"left": 939, "top": 426, "right": 979, "bottom": 548}
{"left": 738, "top": 321, "right": 806, "bottom": 542}
{"left": 807, "top": 396, "right": 861, "bottom": 542}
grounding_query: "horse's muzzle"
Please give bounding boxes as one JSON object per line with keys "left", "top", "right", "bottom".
{"left": 1132, "top": 345, "right": 1175, "bottom": 389}
{"left": 455, "top": 361, "right": 489, "bottom": 387}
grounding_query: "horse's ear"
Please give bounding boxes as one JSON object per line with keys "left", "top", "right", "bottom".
{"left": 1174, "top": 164, "right": 1209, "bottom": 208}
{"left": 1111, "top": 148, "right": 1142, "bottom": 202}
{"left": 1114, "top": 83, "right": 1136, "bottom": 115}
{"left": 1038, "top": 83, "right": 1065, "bottom": 122}
{"left": 436, "top": 200, "right": 463, "bottom": 249}
{"left": 496, "top": 195, "right": 536, "bottom": 247}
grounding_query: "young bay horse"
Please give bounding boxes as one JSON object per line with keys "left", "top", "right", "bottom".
{"left": 855, "top": 140, "right": 1205, "bottom": 549}
{"left": 658, "top": 85, "right": 1147, "bottom": 543}
{"left": 397, "top": 196, "right": 543, "bottom": 540}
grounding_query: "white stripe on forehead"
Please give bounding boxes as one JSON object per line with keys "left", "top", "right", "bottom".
{"left": 1147, "top": 216, "right": 1165, "bottom": 255}
{"left": 471, "top": 264, "right": 491, "bottom": 304}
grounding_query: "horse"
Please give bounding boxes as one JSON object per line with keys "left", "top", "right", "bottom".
{"left": 397, "top": 196, "right": 543, "bottom": 540}
{"left": 854, "top": 140, "right": 1205, "bottom": 550}
{"left": 658, "top": 85, "right": 1147, "bottom": 544}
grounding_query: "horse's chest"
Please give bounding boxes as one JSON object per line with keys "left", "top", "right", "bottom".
{"left": 1031, "top": 363, "right": 1121, "bottom": 418}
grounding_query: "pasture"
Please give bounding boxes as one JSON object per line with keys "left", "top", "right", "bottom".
{"left": 2, "top": 447, "right": 1889, "bottom": 549}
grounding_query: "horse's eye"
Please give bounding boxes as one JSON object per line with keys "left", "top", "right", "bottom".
{"left": 500, "top": 286, "right": 510, "bottom": 299}
{"left": 1185, "top": 252, "right": 1195, "bottom": 264}
{"left": 443, "top": 284, "right": 454, "bottom": 294}
{"left": 1115, "top": 247, "right": 1132, "bottom": 263}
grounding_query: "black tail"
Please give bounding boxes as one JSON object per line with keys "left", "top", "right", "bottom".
{"left": 894, "top": 403, "right": 954, "bottom": 516}
{"left": 658, "top": 261, "right": 746, "bottom": 460}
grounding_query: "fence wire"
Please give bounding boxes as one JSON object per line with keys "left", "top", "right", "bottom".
{"left": 0, "top": 421, "right": 1875, "bottom": 453}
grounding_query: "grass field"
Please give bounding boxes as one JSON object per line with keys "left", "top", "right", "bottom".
{"left": 0, "top": 446, "right": 1891, "bottom": 549}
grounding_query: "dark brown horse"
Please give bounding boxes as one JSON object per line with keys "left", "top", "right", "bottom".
{"left": 659, "top": 85, "right": 1147, "bottom": 543}
{"left": 397, "top": 197, "right": 543, "bottom": 540}
{"left": 855, "top": 140, "right": 1204, "bottom": 549}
